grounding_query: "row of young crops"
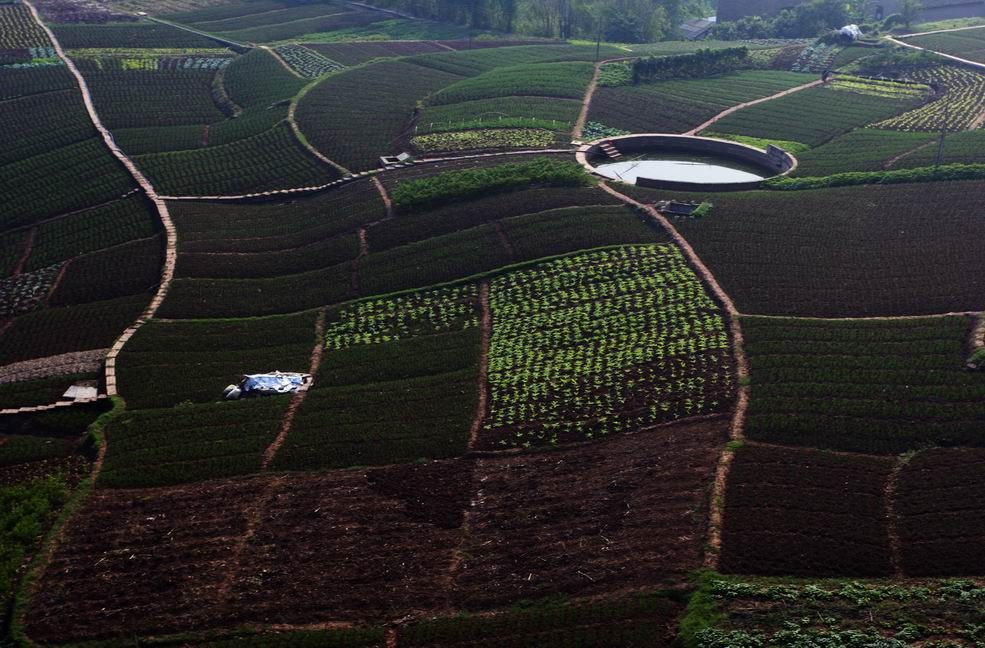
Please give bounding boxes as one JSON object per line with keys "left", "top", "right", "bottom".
{"left": 651, "top": 180, "right": 985, "bottom": 317}
{"left": 27, "top": 417, "right": 722, "bottom": 643}
{"left": 588, "top": 69, "right": 811, "bottom": 135}
{"left": 695, "top": 576, "right": 985, "bottom": 646}
{"left": 874, "top": 65, "right": 985, "bottom": 131}
{"left": 294, "top": 44, "right": 613, "bottom": 169}
{"left": 907, "top": 26, "right": 985, "bottom": 64}
{"left": 481, "top": 245, "right": 735, "bottom": 448}
{"left": 708, "top": 77, "right": 927, "bottom": 147}
{"left": 273, "top": 43, "right": 341, "bottom": 78}
{"left": 0, "top": 4, "right": 49, "bottom": 49}
{"left": 720, "top": 442, "right": 985, "bottom": 578}
{"left": 742, "top": 316, "right": 985, "bottom": 454}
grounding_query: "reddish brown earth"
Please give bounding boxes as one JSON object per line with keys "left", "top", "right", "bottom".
{"left": 897, "top": 448, "right": 985, "bottom": 576}
{"left": 455, "top": 418, "right": 727, "bottom": 608}
{"left": 25, "top": 419, "right": 725, "bottom": 642}
{"left": 227, "top": 461, "right": 472, "bottom": 626}
{"left": 26, "top": 478, "right": 265, "bottom": 643}
{"left": 0, "top": 453, "right": 89, "bottom": 487}
{"left": 719, "top": 444, "right": 895, "bottom": 577}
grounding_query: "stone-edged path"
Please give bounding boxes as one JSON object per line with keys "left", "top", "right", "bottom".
{"left": 24, "top": 1, "right": 178, "bottom": 401}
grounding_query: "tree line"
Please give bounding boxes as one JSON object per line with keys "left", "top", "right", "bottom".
{"left": 366, "top": 0, "right": 713, "bottom": 42}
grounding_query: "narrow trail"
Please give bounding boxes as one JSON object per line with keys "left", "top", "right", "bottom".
{"left": 492, "top": 221, "right": 514, "bottom": 258}
{"left": 573, "top": 56, "right": 635, "bottom": 142}
{"left": 216, "top": 475, "right": 285, "bottom": 604}
{"left": 430, "top": 40, "right": 456, "bottom": 51}
{"left": 597, "top": 181, "right": 748, "bottom": 570}
{"left": 261, "top": 44, "right": 304, "bottom": 80}
{"left": 885, "top": 451, "right": 916, "bottom": 578}
{"left": 573, "top": 60, "right": 602, "bottom": 141}
{"left": 357, "top": 227, "right": 369, "bottom": 257}
{"left": 11, "top": 228, "right": 37, "bottom": 277}
{"left": 883, "top": 138, "right": 936, "bottom": 169}
{"left": 468, "top": 282, "right": 491, "bottom": 451}
{"left": 372, "top": 176, "right": 393, "bottom": 218}
{"left": 686, "top": 79, "right": 824, "bottom": 136}
{"left": 972, "top": 312, "right": 985, "bottom": 348}
{"left": 885, "top": 35, "right": 985, "bottom": 71}
{"left": 287, "top": 84, "right": 351, "bottom": 177}
{"left": 44, "top": 263, "right": 69, "bottom": 306}
{"left": 897, "top": 23, "right": 985, "bottom": 37}
{"left": 261, "top": 308, "right": 326, "bottom": 470}
{"left": 221, "top": 311, "right": 326, "bottom": 608}
{"left": 24, "top": 0, "right": 179, "bottom": 401}
{"left": 144, "top": 16, "right": 250, "bottom": 50}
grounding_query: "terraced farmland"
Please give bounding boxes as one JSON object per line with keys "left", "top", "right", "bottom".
{"left": 3, "top": 6, "right": 985, "bottom": 647}
{"left": 710, "top": 76, "right": 928, "bottom": 146}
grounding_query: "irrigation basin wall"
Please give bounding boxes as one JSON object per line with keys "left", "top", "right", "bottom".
{"left": 576, "top": 134, "right": 798, "bottom": 192}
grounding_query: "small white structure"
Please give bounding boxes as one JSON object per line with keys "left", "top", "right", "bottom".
{"left": 224, "top": 371, "right": 312, "bottom": 400}
{"left": 840, "top": 24, "right": 863, "bottom": 40}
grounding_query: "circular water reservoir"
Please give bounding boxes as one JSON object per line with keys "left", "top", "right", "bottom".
{"left": 577, "top": 134, "right": 798, "bottom": 192}
{"left": 593, "top": 153, "right": 769, "bottom": 184}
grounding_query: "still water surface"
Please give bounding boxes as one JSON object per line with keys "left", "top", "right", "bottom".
{"left": 594, "top": 153, "right": 770, "bottom": 184}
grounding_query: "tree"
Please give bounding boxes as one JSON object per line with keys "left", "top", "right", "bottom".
{"left": 900, "top": 0, "right": 922, "bottom": 27}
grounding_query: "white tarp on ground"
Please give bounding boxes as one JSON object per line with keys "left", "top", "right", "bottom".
{"left": 224, "top": 371, "right": 312, "bottom": 399}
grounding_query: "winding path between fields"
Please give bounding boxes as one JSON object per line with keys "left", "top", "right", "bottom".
{"left": 897, "top": 23, "right": 985, "bottom": 37}
{"left": 685, "top": 78, "right": 824, "bottom": 136}
{"left": 573, "top": 56, "right": 635, "bottom": 142}
{"left": 885, "top": 33, "right": 985, "bottom": 71}
{"left": 24, "top": 1, "right": 178, "bottom": 402}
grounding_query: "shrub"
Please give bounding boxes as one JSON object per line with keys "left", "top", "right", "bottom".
{"left": 767, "top": 162, "right": 985, "bottom": 189}
{"left": 391, "top": 157, "right": 590, "bottom": 211}
{"left": 632, "top": 47, "right": 749, "bottom": 83}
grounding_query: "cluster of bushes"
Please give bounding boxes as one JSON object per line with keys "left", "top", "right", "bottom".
{"left": 1, "top": 477, "right": 69, "bottom": 603}
{"left": 631, "top": 48, "right": 749, "bottom": 84}
{"left": 713, "top": 0, "right": 854, "bottom": 39}
{"left": 857, "top": 47, "right": 941, "bottom": 75}
{"left": 768, "top": 162, "right": 985, "bottom": 190}
{"left": 391, "top": 157, "right": 590, "bottom": 211}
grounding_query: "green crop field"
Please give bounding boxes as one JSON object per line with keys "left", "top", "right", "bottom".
{"left": 792, "top": 129, "right": 936, "bottom": 176}
{"left": 710, "top": 77, "right": 928, "bottom": 146}
{"left": 907, "top": 26, "right": 985, "bottom": 63}
{"left": 4, "top": 8, "right": 985, "bottom": 647}
{"left": 589, "top": 70, "right": 811, "bottom": 134}
{"left": 742, "top": 316, "right": 985, "bottom": 453}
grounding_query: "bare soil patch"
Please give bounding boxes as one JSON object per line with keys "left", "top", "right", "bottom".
{"left": 455, "top": 418, "right": 726, "bottom": 608}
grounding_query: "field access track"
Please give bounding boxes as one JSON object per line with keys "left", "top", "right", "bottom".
{"left": 22, "top": 1, "right": 177, "bottom": 399}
